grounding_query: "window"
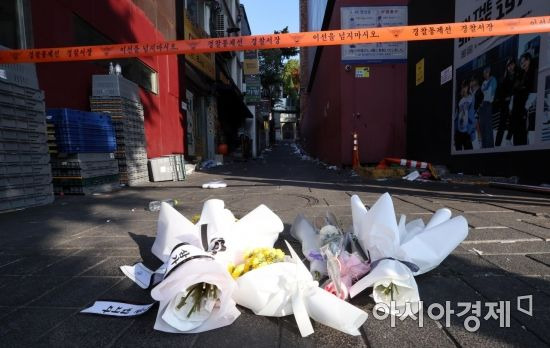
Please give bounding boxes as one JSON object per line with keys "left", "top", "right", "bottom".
{"left": 74, "top": 14, "right": 111, "bottom": 46}
{"left": 119, "top": 59, "right": 159, "bottom": 94}
{"left": 74, "top": 14, "right": 159, "bottom": 94}
{"left": 186, "top": 0, "right": 210, "bottom": 33}
{"left": 0, "top": 0, "right": 32, "bottom": 49}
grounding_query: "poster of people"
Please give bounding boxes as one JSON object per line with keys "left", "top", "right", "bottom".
{"left": 452, "top": 0, "right": 550, "bottom": 154}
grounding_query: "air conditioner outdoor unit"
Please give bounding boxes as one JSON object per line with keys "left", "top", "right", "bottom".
{"left": 216, "top": 12, "right": 226, "bottom": 37}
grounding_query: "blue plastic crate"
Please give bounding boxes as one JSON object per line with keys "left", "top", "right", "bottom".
{"left": 46, "top": 108, "right": 113, "bottom": 128}
{"left": 46, "top": 108, "right": 117, "bottom": 153}
{"left": 55, "top": 127, "right": 116, "bottom": 141}
{"left": 56, "top": 143, "right": 117, "bottom": 153}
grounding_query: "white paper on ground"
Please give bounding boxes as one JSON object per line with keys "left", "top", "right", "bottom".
{"left": 202, "top": 181, "right": 227, "bottom": 189}
{"left": 233, "top": 241, "right": 368, "bottom": 337}
{"left": 402, "top": 171, "right": 420, "bottom": 181}
{"left": 120, "top": 263, "right": 154, "bottom": 289}
{"left": 81, "top": 301, "right": 155, "bottom": 316}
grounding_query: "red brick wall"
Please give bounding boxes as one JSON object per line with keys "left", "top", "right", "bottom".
{"left": 31, "top": 0, "right": 184, "bottom": 158}
{"left": 301, "top": 0, "right": 408, "bottom": 165}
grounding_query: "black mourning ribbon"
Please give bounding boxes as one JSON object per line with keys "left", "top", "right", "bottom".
{"left": 369, "top": 257, "right": 420, "bottom": 273}
{"left": 349, "top": 233, "right": 419, "bottom": 273}
{"left": 163, "top": 242, "right": 214, "bottom": 279}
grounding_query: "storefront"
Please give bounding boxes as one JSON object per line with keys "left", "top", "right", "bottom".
{"left": 183, "top": 10, "right": 218, "bottom": 161}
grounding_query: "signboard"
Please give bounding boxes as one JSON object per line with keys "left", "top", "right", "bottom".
{"left": 416, "top": 59, "right": 425, "bottom": 86}
{"left": 244, "top": 51, "right": 260, "bottom": 75}
{"left": 452, "top": 0, "right": 550, "bottom": 154}
{"left": 185, "top": 90, "right": 195, "bottom": 156}
{"left": 355, "top": 66, "right": 370, "bottom": 78}
{"left": 341, "top": 6, "right": 407, "bottom": 63}
{"left": 441, "top": 65, "right": 453, "bottom": 85}
{"left": 184, "top": 12, "right": 215, "bottom": 80}
{"left": 257, "top": 99, "right": 271, "bottom": 120}
{"left": 280, "top": 113, "right": 297, "bottom": 123}
{"left": 245, "top": 75, "right": 261, "bottom": 104}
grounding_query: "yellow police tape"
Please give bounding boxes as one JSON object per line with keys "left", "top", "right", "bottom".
{"left": 0, "top": 16, "right": 549, "bottom": 64}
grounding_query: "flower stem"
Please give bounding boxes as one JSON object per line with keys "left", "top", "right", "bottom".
{"left": 382, "top": 282, "right": 399, "bottom": 302}
{"left": 175, "top": 283, "right": 219, "bottom": 318}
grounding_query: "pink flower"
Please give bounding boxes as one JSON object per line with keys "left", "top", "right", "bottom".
{"left": 324, "top": 252, "right": 370, "bottom": 300}
{"left": 339, "top": 251, "right": 371, "bottom": 289}
{"left": 324, "top": 281, "right": 348, "bottom": 300}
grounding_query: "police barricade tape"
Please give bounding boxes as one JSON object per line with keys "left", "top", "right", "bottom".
{"left": 1, "top": 16, "right": 549, "bottom": 64}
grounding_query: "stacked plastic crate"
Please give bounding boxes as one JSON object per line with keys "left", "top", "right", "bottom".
{"left": 90, "top": 75, "right": 148, "bottom": 186}
{"left": 47, "top": 109, "right": 119, "bottom": 195}
{"left": 148, "top": 154, "right": 185, "bottom": 182}
{"left": 0, "top": 61, "right": 54, "bottom": 212}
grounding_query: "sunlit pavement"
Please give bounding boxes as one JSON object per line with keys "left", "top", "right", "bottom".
{"left": 0, "top": 141, "right": 549, "bottom": 347}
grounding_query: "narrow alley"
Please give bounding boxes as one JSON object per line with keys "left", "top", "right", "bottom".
{"left": 0, "top": 142, "right": 549, "bottom": 347}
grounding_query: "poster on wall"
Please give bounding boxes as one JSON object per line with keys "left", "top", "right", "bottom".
{"left": 452, "top": 0, "right": 550, "bottom": 155}
{"left": 341, "top": 6, "right": 407, "bottom": 63}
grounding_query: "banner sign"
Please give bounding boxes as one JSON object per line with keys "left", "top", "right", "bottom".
{"left": 243, "top": 50, "right": 260, "bottom": 75}
{"left": 1, "top": 17, "right": 550, "bottom": 64}
{"left": 245, "top": 75, "right": 261, "bottom": 104}
{"left": 416, "top": 58, "right": 425, "bottom": 86}
{"left": 452, "top": 0, "right": 550, "bottom": 154}
{"left": 184, "top": 12, "right": 215, "bottom": 80}
{"left": 341, "top": 6, "right": 408, "bottom": 63}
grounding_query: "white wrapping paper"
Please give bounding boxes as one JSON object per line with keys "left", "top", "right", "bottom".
{"left": 123, "top": 199, "right": 285, "bottom": 333}
{"left": 151, "top": 252, "right": 240, "bottom": 333}
{"left": 290, "top": 214, "right": 327, "bottom": 277}
{"left": 152, "top": 200, "right": 283, "bottom": 266}
{"left": 152, "top": 202, "right": 202, "bottom": 261}
{"left": 228, "top": 204, "right": 284, "bottom": 265}
{"left": 349, "top": 193, "right": 468, "bottom": 313}
{"left": 233, "top": 241, "right": 368, "bottom": 337}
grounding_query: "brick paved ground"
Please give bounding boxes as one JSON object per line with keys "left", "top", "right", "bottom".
{"left": 1, "top": 142, "right": 549, "bottom": 347}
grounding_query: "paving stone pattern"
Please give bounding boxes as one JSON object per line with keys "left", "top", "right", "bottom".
{"left": 0, "top": 142, "right": 549, "bottom": 347}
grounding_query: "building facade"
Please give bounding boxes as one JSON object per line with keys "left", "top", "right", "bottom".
{"left": 300, "top": 0, "right": 408, "bottom": 166}
{"left": 214, "top": 0, "right": 251, "bottom": 157}
{"left": 1, "top": 0, "right": 251, "bottom": 161}
{"left": 29, "top": 0, "right": 184, "bottom": 159}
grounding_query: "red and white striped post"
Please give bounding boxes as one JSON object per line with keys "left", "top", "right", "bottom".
{"left": 352, "top": 132, "right": 360, "bottom": 169}
{"left": 376, "top": 157, "right": 438, "bottom": 178}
